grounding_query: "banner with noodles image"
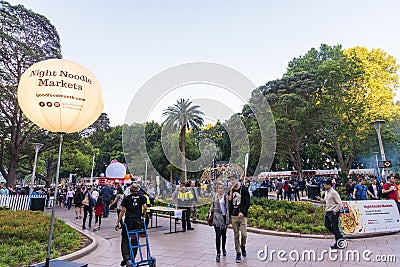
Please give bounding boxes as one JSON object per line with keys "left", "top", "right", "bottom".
{"left": 340, "top": 200, "right": 400, "bottom": 236}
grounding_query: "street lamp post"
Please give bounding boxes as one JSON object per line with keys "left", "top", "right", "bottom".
{"left": 90, "top": 154, "right": 95, "bottom": 185}
{"left": 370, "top": 120, "right": 387, "bottom": 179}
{"left": 373, "top": 152, "right": 380, "bottom": 177}
{"left": 30, "top": 143, "right": 44, "bottom": 194}
{"left": 144, "top": 158, "right": 149, "bottom": 183}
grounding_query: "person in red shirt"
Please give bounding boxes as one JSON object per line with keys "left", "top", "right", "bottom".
{"left": 382, "top": 175, "right": 400, "bottom": 213}
{"left": 94, "top": 196, "right": 105, "bottom": 231}
{"left": 282, "top": 180, "right": 290, "bottom": 200}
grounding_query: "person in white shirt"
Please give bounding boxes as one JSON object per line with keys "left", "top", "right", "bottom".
{"left": 91, "top": 188, "right": 99, "bottom": 201}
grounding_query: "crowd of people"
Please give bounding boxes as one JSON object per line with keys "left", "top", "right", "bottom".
{"left": 344, "top": 174, "right": 400, "bottom": 210}
{"left": 2, "top": 171, "right": 399, "bottom": 266}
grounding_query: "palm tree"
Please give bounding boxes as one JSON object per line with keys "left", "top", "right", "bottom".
{"left": 162, "top": 99, "right": 204, "bottom": 182}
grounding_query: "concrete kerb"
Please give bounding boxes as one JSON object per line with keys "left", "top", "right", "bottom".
{"left": 155, "top": 213, "right": 334, "bottom": 239}
{"left": 57, "top": 218, "right": 98, "bottom": 262}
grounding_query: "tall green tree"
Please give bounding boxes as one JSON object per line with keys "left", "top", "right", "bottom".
{"left": 260, "top": 72, "right": 319, "bottom": 176}
{"left": 0, "top": 1, "right": 62, "bottom": 186}
{"left": 162, "top": 99, "right": 204, "bottom": 181}
{"left": 286, "top": 44, "right": 399, "bottom": 176}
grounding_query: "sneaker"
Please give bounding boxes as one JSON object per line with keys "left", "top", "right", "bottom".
{"left": 216, "top": 254, "right": 221, "bottom": 262}
{"left": 330, "top": 244, "right": 339, "bottom": 249}
{"left": 82, "top": 226, "right": 86, "bottom": 230}
{"left": 241, "top": 246, "right": 247, "bottom": 257}
{"left": 235, "top": 252, "right": 241, "bottom": 263}
{"left": 222, "top": 250, "right": 227, "bottom": 256}
{"left": 76, "top": 216, "right": 78, "bottom": 219}
{"left": 120, "top": 260, "right": 127, "bottom": 266}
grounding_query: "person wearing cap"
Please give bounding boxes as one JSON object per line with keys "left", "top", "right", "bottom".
{"left": 228, "top": 174, "right": 250, "bottom": 263}
{"left": 176, "top": 182, "right": 195, "bottom": 231}
{"left": 116, "top": 183, "right": 147, "bottom": 266}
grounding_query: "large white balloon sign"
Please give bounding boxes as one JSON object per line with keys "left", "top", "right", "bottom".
{"left": 17, "top": 59, "right": 104, "bottom": 133}
{"left": 105, "top": 162, "right": 126, "bottom": 178}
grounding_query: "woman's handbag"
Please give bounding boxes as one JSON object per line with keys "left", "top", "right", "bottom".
{"left": 82, "top": 195, "right": 90, "bottom": 206}
{"left": 206, "top": 211, "right": 214, "bottom": 226}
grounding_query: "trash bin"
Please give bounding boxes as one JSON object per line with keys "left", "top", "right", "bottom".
{"left": 258, "top": 187, "right": 269, "bottom": 198}
{"left": 307, "top": 185, "right": 321, "bottom": 200}
{"left": 30, "top": 197, "right": 46, "bottom": 211}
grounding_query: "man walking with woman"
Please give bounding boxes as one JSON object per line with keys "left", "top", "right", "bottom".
{"left": 228, "top": 174, "right": 251, "bottom": 263}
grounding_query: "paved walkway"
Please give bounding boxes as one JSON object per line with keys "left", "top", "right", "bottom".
{"left": 50, "top": 206, "right": 400, "bottom": 267}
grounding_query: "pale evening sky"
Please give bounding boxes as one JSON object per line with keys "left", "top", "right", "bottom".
{"left": 8, "top": 0, "right": 400, "bottom": 126}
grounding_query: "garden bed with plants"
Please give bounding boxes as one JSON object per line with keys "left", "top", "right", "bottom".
{"left": 157, "top": 198, "right": 330, "bottom": 235}
{"left": 0, "top": 208, "right": 88, "bottom": 267}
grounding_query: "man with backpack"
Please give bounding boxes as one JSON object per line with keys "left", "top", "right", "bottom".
{"left": 353, "top": 179, "right": 368, "bottom": 200}
{"left": 100, "top": 182, "right": 114, "bottom": 218}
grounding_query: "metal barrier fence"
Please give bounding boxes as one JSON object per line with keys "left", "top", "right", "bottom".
{"left": 0, "top": 195, "right": 47, "bottom": 210}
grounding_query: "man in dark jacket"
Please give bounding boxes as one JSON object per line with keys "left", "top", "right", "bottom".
{"left": 101, "top": 182, "right": 114, "bottom": 218}
{"left": 367, "top": 178, "right": 382, "bottom": 200}
{"left": 228, "top": 174, "right": 250, "bottom": 263}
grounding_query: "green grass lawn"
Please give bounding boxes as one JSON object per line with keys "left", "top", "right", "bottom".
{"left": 0, "top": 208, "right": 83, "bottom": 267}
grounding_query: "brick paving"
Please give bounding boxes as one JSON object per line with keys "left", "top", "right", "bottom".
{"left": 50, "top": 205, "right": 400, "bottom": 267}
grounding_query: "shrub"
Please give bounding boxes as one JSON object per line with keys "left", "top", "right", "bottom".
{"left": 0, "top": 210, "right": 82, "bottom": 267}
{"left": 247, "top": 199, "right": 329, "bottom": 234}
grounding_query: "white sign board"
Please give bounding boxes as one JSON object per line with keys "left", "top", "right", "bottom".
{"left": 174, "top": 209, "right": 182, "bottom": 219}
{"left": 340, "top": 200, "right": 400, "bottom": 236}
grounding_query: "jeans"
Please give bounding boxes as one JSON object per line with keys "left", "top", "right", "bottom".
{"left": 83, "top": 205, "right": 93, "bottom": 228}
{"left": 95, "top": 215, "right": 102, "bottom": 226}
{"left": 214, "top": 216, "right": 227, "bottom": 254}
{"left": 121, "top": 218, "right": 143, "bottom": 262}
{"left": 276, "top": 190, "right": 283, "bottom": 200}
{"left": 324, "top": 211, "right": 342, "bottom": 242}
{"left": 181, "top": 208, "right": 191, "bottom": 230}
{"left": 231, "top": 215, "right": 247, "bottom": 253}
{"left": 67, "top": 197, "right": 73, "bottom": 210}
{"left": 294, "top": 190, "right": 300, "bottom": 201}
{"left": 103, "top": 199, "right": 111, "bottom": 216}
{"left": 284, "top": 191, "right": 289, "bottom": 200}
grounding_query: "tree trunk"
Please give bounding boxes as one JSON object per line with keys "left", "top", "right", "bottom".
{"left": 334, "top": 138, "right": 354, "bottom": 178}
{"left": 4, "top": 137, "right": 20, "bottom": 187}
{"left": 6, "top": 160, "right": 18, "bottom": 188}
{"left": 180, "top": 127, "right": 186, "bottom": 182}
{"left": 45, "top": 157, "right": 54, "bottom": 188}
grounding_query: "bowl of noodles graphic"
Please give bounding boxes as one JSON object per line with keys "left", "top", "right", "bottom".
{"left": 340, "top": 206, "right": 360, "bottom": 234}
